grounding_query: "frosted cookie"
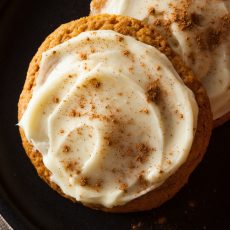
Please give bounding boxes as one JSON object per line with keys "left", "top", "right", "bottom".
{"left": 91, "top": 0, "right": 230, "bottom": 126}
{"left": 18, "top": 15, "right": 212, "bottom": 212}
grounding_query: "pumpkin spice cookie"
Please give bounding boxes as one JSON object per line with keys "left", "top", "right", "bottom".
{"left": 91, "top": 0, "right": 230, "bottom": 126}
{"left": 18, "top": 15, "right": 212, "bottom": 212}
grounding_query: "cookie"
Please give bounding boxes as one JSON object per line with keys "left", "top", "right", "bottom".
{"left": 18, "top": 14, "right": 212, "bottom": 212}
{"left": 91, "top": 0, "right": 230, "bottom": 126}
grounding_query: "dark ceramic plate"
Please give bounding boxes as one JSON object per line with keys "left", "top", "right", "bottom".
{"left": 0, "top": 0, "right": 230, "bottom": 229}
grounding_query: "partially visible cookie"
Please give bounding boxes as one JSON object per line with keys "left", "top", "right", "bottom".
{"left": 91, "top": 0, "right": 230, "bottom": 126}
{"left": 18, "top": 14, "right": 212, "bottom": 212}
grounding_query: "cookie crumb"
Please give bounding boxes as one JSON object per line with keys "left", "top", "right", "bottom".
{"left": 188, "top": 200, "right": 196, "bottom": 208}
{"left": 131, "top": 222, "right": 142, "bottom": 230}
{"left": 94, "top": 180, "right": 103, "bottom": 191}
{"left": 157, "top": 216, "right": 167, "bottom": 225}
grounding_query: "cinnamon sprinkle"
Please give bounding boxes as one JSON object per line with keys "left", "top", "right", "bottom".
{"left": 63, "top": 145, "right": 70, "bottom": 153}
{"left": 146, "top": 80, "right": 161, "bottom": 103}
{"left": 136, "top": 143, "right": 152, "bottom": 163}
{"left": 148, "top": 7, "right": 155, "bottom": 15}
{"left": 59, "top": 129, "right": 64, "bottom": 134}
{"left": 63, "top": 161, "right": 77, "bottom": 172}
{"left": 139, "top": 108, "right": 149, "bottom": 114}
{"left": 90, "top": 78, "right": 101, "bottom": 88}
{"left": 79, "top": 96, "right": 86, "bottom": 108}
{"left": 123, "top": 50, "right": 130, "bottom": 56}
{"left": 79, "top": 53, "right": 87, "bottom": 60}
{"left": 79, "top": 177, "right": 88, "bottom": 186}
{"left": 191, "top": 13, "right": 203, "bottom": 26}
{"left": 93, "top": 180, "right": 103, "bottom": 192}
{"left": 138, "top": 174, "right": 148, "bottom": 187}
{"left": 119, "top": 183, "right": 128, "bottom": 192}
{"left": 53, "top": 97, "right": 59, "bottom": 103}
{"left": 69, "top": 109, "right": 76, "bottom": 117}
{"left": 117, "top": 36, "right": 124, "bottom": 42}
{"left": 156, "top": 65, "right": 161, "bottom": 71}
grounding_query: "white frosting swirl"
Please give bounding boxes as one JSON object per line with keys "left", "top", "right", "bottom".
{"left": 91, "top": 0, "right": 230, "bottom": 120}
{"left": 19, "top": 30, "right": 198, "bottom": 208}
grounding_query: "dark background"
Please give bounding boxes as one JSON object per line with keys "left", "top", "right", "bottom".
{"left": 0, "top": 0, "right": 229, "bottom": 229}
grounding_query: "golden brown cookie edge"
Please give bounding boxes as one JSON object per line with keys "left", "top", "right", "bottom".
{"left": 18, "top": 14, "right": 212, "bottom": 212}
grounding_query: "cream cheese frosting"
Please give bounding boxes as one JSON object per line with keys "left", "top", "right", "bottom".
{"left": 91, "top": 0, "right": 230, "bottom": 120}
{"left": 19, "top": 30, "right": 198, "bottom": 208}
